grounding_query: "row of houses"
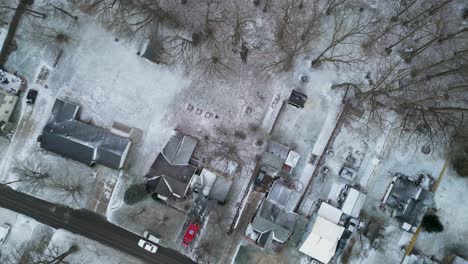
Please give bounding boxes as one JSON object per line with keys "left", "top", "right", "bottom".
{"left": 39, "top": 99, "right": 234, "bottom": 205}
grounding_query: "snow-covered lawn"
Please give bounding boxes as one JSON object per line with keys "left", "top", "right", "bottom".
{"left": 415, "top": 167, "right": 468, "bottom": 259}
{"left": 0, "top": 208, "right": 142, "bottom": 264}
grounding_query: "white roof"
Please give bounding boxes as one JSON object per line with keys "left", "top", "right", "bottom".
{"left": 453, "top": 256, "right": 468, "bottom": 264}
{"left": 0, "top": 69, "right": 21, "bottom": 94}
{"left": 199, "top": 169, "right": 217, "bottom": 196}
{"left": 317, "top": 202, "right": 343, "bottom": 224}
{"left": 285, "top": 150, "right": 300, "bottom": 168}
{"left": 341, "top": 188, "right": 367, "bottom": 218}
{"left": 299, "top": 216, "right": 345, "bottom": 263}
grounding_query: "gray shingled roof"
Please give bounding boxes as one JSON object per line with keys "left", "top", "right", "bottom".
{"left": 251, "top": 200, "right": 297, "bottom": 244}
{"left": 40, "top": 99, "right": 131, "bottom": 170}
{"left": 385, "top": 176, "right": 434, "bottom": 227}
{"left": 146, "top": 130, "right": 197, "bottom": 198}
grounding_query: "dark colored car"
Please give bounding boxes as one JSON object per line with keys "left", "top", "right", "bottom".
{"left": 26, "top": 89, "right": 38, "bottom": 104}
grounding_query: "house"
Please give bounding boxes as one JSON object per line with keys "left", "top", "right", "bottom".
{"left": 0, "top": 89, "right": 18, "bottom": 133}
{"left": 40, "top": 99, "right": 132, "bottom": 170}
{"left": 298, "top": 201, "right": 347, "bottom": 263}
{"left": 146, "top": 130, "right": 197, "bottom": 200}
{"left": 382, "top": 175, "right": 434, "bottom": 232}
{"left": 260, "top": 139, "right": 300, "bottom": 175}
{"left": 251, "top": 200, "right": 297, "bottom": 248}
{"left": 298, "top": 214, "right": 345, "bottom": 264}
{"left": 0, "top": 69, "right": 22, "bottom": 94}
{"left": 260, "top": 140, "right": 289, "bottom": 171}
{"left": 250, "top": 182, "right": 297, "bottom": 248}
{"left": 0, "top": 69, "right": 22, "bottom": 134}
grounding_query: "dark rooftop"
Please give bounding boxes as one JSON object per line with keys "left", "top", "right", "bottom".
{"left": 40, "top": 99, "right": 131, "bottom": 170}
{"left": 146, "top": 130, "right": 197, "bottom": 199}
{"left": 287, "top": 90, "right": 307, "bottom": 108}
{"left": 384, "top": 176, "right": 434, "bottom": 228}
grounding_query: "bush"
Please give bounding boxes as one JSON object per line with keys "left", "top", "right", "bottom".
{"left": 123, "top": 184, "right": 148, "bottom": 205}
{"left": 453, "top": 157, "right": 468, "bottom": 177}
{"left": 421, "top": 214, "right": 444, "bottom": 233}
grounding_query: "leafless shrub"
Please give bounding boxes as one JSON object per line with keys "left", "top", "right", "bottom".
{"left": 311, "top": 7, "right": 376, "bottom": 68}
{"left": 50, "top": 172, "right": 87, "bottom": 206}
{"left": 8, "top": 160, "right": 50, "bottom": 192}
{"left": 4, "top": 227, "right": 78, "bottom": 264}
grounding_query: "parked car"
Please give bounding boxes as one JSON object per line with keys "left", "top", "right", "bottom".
{"left": 138, "top": 239, "right": 158, "bottom": 253}
{"left": 143, "top": 231, "right": 160, "bottom": 244}
{"left": 0, "top": 223, "right": 11, "bottom": 244}
{"left": 254, "top": 170, "right": 266, "bottom": 187}
{"left": 182, "top": 223, "right": 200, "bottom": 246}
{"left": 343, "top": 218, "right": 358, "bottom": 239}
{"left": 26, "top": 89, "right": 38, "bottom": 105}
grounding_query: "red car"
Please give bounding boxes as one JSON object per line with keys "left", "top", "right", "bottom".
{"left": 182, "top": 223, "right": 200, "bottom": 246}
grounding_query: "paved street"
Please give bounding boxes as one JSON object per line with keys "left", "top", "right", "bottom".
{"left": 0, "top": 184, "right": 195, "bottom": 264}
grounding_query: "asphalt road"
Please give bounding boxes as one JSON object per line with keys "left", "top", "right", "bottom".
{"left": 0, "top": 184, "right": 195, "bottom": 264}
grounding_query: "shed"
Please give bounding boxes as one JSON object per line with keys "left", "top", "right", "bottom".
{"left": 283, "top": 150, "right": 300, "bottom": 173}
{"left": 341, "top": 188, "right": 367, "bottom": 218}
{"left": 287, "top": 90, "right": 307, "bottom": 108}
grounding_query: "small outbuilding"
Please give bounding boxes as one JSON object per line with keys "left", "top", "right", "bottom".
{"left": 287, "top": 90, "right": 307, "bottom": 108}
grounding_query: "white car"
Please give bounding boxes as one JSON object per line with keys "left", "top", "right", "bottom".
{"left": 143, "top": 231, "right": 160, "bottom": 244}
{"left": 0, "top": 224, "right": 11, "bottom": 244}
{"left": 138, "top": 239, "right": 158, "bottom": 253}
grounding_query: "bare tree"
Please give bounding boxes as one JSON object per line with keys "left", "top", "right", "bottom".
{"left": 42, "top": 3, "right": 79, "bottom": 21}
{"left": 7, "top": 160, "right": 50, "bottom": 192}
{"left": 262, "top": 0, "right": 323, "bottom": 72}
{"left": 4, "top": 227, "right": 79, "bottom": 264}
{"left": 311, "top": 7, "right": 375, "bottom": 68}
{"left": 26, "top": 23, "right": 72, "bottom": 45}
{"left": 74, "top": 0, "right": 178, "bottom": 40}
{"left": 202, "top": 127, "right": 247, "bottom": 175}
{"left": 50, "top": 171, "right": 87, "bottom": 206}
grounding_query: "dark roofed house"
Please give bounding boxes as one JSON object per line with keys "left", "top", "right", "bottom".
{"left": 40, "top": 99, "right": 131, "bottom": 170}
{"left": 383, "top": 175, "right": 434, "bottom": 232}
{"left": 251, "top": 200, "right": 297, "bottom": 248}
{"left": 146, "top": 130, "right": 197, "bottom": 200}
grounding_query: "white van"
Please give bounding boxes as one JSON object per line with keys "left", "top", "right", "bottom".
{"left": 143, "top": 231, "right": 160, "bottom": 244}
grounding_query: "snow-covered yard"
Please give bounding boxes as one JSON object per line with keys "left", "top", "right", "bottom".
{"left": 0, "top": 208, "right": 142, "bottom": 264}
{"left": 415, "top": 167, "right": 468, "bottom": 260}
